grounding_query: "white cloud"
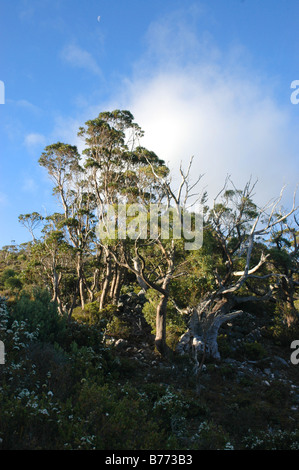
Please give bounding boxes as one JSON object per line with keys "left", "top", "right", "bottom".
{"left": 10, "top": 99, "right": 41, "bottom": 113}
{"left": 61, "top": 43, "right": 102, "bottom": 77}
{"left": 24, "top": 132, "right": 46, "bottom": 149}
{"left": 45, "top": 5, "right": 298, "bottom": 211}
{"left": 112, "top": 9, "right": 299, "bottom": 208}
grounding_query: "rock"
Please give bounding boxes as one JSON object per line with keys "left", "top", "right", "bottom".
{"left": 245, "top": 328, "right": 262, "bottom": 341}
{"left": 114, "top": 339, "right": 129, "bottom": 349}
{"left": 273, "top": 355, "right": 290, "bottom": 368}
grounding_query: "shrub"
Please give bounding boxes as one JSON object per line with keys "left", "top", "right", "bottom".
{"left": 218, "top": 334, "right": 233, "bottom": 358}
{"left": 270, "top": 303, "right": 299, "bottom": 346}
{"left": 242, "top": 428, "right": 299, "bottom": 450}
{"left": 105, "top": 316, "right": 131, "bottom": 339}
{"left": 190, "top": 420, "right": 232, "bottom": 450}
{"left": 69, "top": 382, "right": 173, "bottom": 450}
{"left": 10, "top": 288, "right": 65, "bottom": 343}
{"left": 241, "top": 341, "right": 267, "bottom": 360}
{"left": 0, "top": 268, "right": 22, "bottom": 293}
{"left": 73, "top": 302, "right": 118, "bottom": 329}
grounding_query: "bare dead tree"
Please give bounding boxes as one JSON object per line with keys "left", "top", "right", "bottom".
{"left": 177, "top": 180, "right": 298, "bottom": 362}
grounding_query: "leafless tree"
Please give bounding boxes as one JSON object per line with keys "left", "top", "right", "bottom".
{"left": 177, "top": 179, "right": 298, "bottom": 363}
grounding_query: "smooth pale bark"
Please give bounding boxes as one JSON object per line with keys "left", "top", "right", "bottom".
{"left": 76, "top": 252, "right": 85, "bottom": 310}
{"left": 155, "top": 294, "right": 168, "bottom": 355}
{"left": 111, "top": 266, "right": 123, "bottom": 304}
{"left": 100, "top": 250, "right": 112, "bottom": 309}
{"left": 154, "top": 253, "right": 174, "bottom": 356}
{"left": 177, "top": 299, "right": 242, "bottom": 360}
{"left": 51, "top": 269, "right": 63, "bottom": 315}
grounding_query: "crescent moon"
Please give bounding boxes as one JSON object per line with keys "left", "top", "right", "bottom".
{"left": 97, "top": 16, "right": 101, "bottom": 22}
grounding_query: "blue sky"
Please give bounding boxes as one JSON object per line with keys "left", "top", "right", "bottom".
{"left": 0, "top": 0, "right": 298, "bottom": 247}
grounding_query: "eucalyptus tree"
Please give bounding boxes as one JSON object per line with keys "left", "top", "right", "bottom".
{"left": 18, "top": 212, "right": 77, "bottom": 315}
{"left": 78, "top": 110, "right": 168, "bottom": 309}
{"left": 38, "top": 143, "right": 97, "bottom": 310}
{"left": 18, "top": 212, "right": 44, "bottom": 243}
{"left": 93, "top": 142, "right": 204, "bottom": 355}
{"left": 78, "top": 109, "right": 202, "bottom": 354}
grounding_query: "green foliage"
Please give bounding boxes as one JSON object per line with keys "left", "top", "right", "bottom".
{"left": 1, "top": 268, "right": 17, "bottom": 282}
{"left": 242, "top": 428, "right": 299, "bottom": 450}
{"left": 190, "top": 420, "right": 232, "bottom": 450}
{"left": 105, "top": 316, "right": 131, "bottom": 339}
{"left": 142, "top": 289, "right": 159, "bottom": 331}
{"left": 0, "top": 297, "right": 175, "bottom": 450}
{"left": 217, "top": 334, "right": 233, "bottom": 358}
{"left": 4, "top": 276, "right": 22, "bottom": 292}
{"left": 143, "top": 289, "right": 187, "bottom": 349}
{"left": 71, "top": 382, "right": 169, "bottom": 450}
{"left": 269, "top": 302, "right": 299, "bottom": 345}
{"left": 9, "top": 288, "right": 66, "bottom": 343}
{"left": 0, "top": 268, "right": 22, "bottom": 293}
{"left": 1, "top": 291, "right": 299, "bottom": 450}
{"left": 73, "top": 302, "right": 118, "bottom": 327}
{"left": 241, "top": 341, "right": 267, "bottom": 361}
{"left": 1, "top": 108, "right": 299, "bottom": 450}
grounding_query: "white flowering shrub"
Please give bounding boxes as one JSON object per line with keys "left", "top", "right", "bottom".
{"left": 0, "top": 297, "right": 39, "bottom": 375}
{"left": 188, "top": 420, "right": 232, "bottom": 450}
{"left": 0, "top": 295, "right": 298, "bottom": 451}
{"left": 0, "top": 296, "right": 171, "bottom": 450}
{"left": 0, "top": 296, "right": 109, "bottom": 449}
{"left": 242, "top": 428, "right": 299, "bottom": 450}
{"left": 153, "top": 386, "right": 189, "bottom": 415}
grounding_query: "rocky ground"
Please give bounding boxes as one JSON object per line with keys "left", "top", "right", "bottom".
{"left": 104, "top": 291, "right": 299, "bottom": 447}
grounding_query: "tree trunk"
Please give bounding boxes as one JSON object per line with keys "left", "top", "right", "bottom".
{"left": 79, "top": 278, "right": 85, "bottom": 310}
{"left": 51, "top": 270, "right": 61, "bottom": 304}
{"left": 88, "top": 268, "right": 100, "bottom": 302}
{"left": 100, "top": 250, "right": 112, "bottom": 309}
{"left": 155, "top": 293, "right": 168, "bottom": 355}
{"left": 51, "top": 270, "right": 63, "bottom": 315}
{"left": 76, "top": 252, "right": 85, "bottom": 310}
{"left": 177, "top": 299, "right": 242, "bottom": 361}
{"left": 155, "top": 268, "right": 174, "bottom": 356}
{"left": 68, "top": 289, "right": 78, "bottom": 319}
{"left": 109, "top": 265, "right": 117, "bottom": 299}
{"left": 111, "top": 266, "right": 123, "bottom": 304}
{"left": 154, "top": 243, "right": 175, "bottom": 356}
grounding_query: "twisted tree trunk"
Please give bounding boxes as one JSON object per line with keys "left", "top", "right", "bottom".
{"left": 155, "top": 293, "right": 169, "bottom": 355}
{"left": 100, "top": 249, "right": 112, "bottom": 309}
{"left": 177, "top": 297, "right": 242, "bottom": 361}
